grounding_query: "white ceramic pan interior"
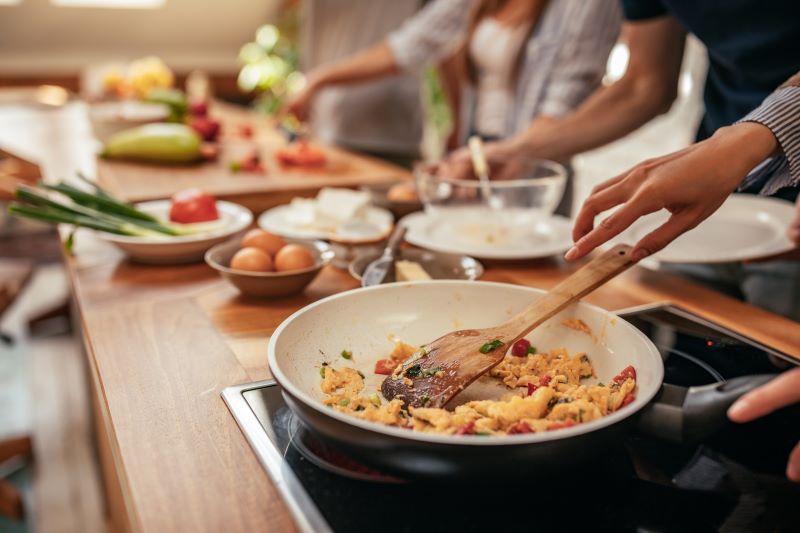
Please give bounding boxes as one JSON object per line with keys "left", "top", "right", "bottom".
{"left": 268, "top": 281, "right": 664, "bottom": 446}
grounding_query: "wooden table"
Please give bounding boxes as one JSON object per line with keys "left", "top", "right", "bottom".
{"left": 2, "top": 99, "right": 800, "bottom": 533}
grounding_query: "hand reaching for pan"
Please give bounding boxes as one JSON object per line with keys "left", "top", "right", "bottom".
{"left": 565, "top": 122, "right": 781, "bottom": 263}
{"left": 728, "top": 367, "right": 800, "bottom": 481}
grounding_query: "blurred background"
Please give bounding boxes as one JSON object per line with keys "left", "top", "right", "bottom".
{"left": 0, "top": 1, "right": 707, "bottom": 531}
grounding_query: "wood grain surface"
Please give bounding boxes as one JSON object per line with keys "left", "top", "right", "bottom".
{"left": 96, "top": 102, "right": 412, "bottom": 213}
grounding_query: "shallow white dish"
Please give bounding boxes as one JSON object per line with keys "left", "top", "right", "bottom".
{"left": 402, "top": 210, "right": 573, "bottom": 259}
{"left": 258, "top": 204, "right": 393, "bottom": 244}
{"left": 99, "top": 200, "right": 252, "bottom": 264}
{"left": 608, "top": 194, "right": 795, "bottom": 264}
{"left": 268, "top": 280, "right": 663, "bottom": 445}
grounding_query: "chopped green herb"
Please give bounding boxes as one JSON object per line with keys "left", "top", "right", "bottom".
{"left": 527, "top": 346, "right": 537, "bottom": 355}
{"left": 475, "top": 432, "right": 492, "bottom": 436}
{"left": 405, "top": 364, "right": 422, "bottom": 378}
{"left": 479, "top": 339, "right": 504, "bottom": 354}
{"left": 319, "top": 367, "right": 326, "bottom": 378}
{"left": 419, "top": 395, "right": 431, "bottom": 407}
{"left": 338, "top": 398, "right": 350, "bottom": 406}
{"left": 355, "top": 405, "right": 366, "bottom": 412}
{"left": 368, "top": 394, "right": 382, "bottom": 407}
{"left": 229, "top": 161, "right": 242, "bottom": 173}
{"left": 597, "top": 382, "right": 605, "bottom": 387}
{"left": 341, "top": 350, "right": 353, "bottom": 360}
{"left": 421, "top": 366, "right": 443, "bottom": 377}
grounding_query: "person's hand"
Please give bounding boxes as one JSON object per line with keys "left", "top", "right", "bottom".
{"left": 565, "top": 122, "right": 780, "bottom": 262}
{"left": 281, "top": 80, "right": 320, "bottom": 123}
{"left": 435, "top": 139, "right": 525, "bottom": 181}
{"left": 728, "top": 367, "right": 800, "bottom": 481}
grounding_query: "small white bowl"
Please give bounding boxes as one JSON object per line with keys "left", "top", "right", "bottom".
{"left": 98, "top": 200, "right": 253, "bottom": 264}
{"left": 205, "top": 239, "right": 334, "bottom": 298}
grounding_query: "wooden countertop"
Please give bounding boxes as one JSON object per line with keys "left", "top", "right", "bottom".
{"left": 2, "top": 99, "right": 799, "bottom": 533}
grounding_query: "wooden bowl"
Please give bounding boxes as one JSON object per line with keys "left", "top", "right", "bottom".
{"left": 205, "top": 239, "right": 334, "bottom": 298}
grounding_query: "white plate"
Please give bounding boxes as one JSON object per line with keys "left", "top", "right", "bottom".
{"left": 402, "top": 210, "right": 573, "bottom": 259}
{"left": 608, "top": 194, "right": 795, "bottom": 264}
{"left": 99, "top": 200, "right": 252, "bottom": 264}
{"left": 258, "top": 204, "right": 393, "bottom": 244}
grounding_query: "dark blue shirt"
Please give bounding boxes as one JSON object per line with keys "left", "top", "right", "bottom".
{"left": 622, "top": 0, "right": 800, "bottom": 141}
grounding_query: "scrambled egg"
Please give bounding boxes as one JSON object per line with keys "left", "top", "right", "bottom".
{"left": 319, "top": 345, "right": 637, "bottom": 436}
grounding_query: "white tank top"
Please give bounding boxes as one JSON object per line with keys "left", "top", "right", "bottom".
{"left": 469, "top": 18, "right": 528, "bottom": 137}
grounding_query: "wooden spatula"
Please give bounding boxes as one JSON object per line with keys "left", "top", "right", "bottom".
{"left": 381, "top": 244, "right": 636, "bottom": 408}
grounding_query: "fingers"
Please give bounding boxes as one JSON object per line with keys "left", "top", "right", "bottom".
{"left": 728, "top": 367, "right": 800, "bottom": 423}
{"left": 566, "top": 196, "right": 657, "bottom": 261}
{"left": 572, "top": 181, "right": 631, "bottom": 243}
{"left": 630, "top": 209, "right": 701, "bottom": 261}
{"left": 788, "top": 441, "right": 800, "bottom": 481}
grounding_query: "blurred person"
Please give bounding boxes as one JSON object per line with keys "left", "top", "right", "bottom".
{"left": 286, "top": 0, "right": 622, "bottom": 214}
{"left": 298, "top": 0, "right": 425, "bottom": 165}
{"left": 448, "top": 1, "right": 800, "bottom": 321}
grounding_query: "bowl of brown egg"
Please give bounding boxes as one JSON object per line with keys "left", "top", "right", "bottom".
{"left": 205, "top": 229, "right": 334, "bottom": 298}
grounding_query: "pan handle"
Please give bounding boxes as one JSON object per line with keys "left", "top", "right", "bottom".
{"left": 636, "top": 374, "right": 775, "bottom": 443}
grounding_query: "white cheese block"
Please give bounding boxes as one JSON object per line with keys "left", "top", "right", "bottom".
{"left": 395, "top": 260, "right": 431, "bottom": 281}
{"left": 316, "top": 188, "right": 370, "bottom": 224}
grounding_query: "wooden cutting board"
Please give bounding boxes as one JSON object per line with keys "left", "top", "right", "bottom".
{"left": 96, "top": 102, "right": 412, "bottom": 214}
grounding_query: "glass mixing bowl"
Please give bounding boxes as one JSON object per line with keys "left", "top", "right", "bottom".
{"left": 414, "top": 158, "right": 567, "bottom": 249}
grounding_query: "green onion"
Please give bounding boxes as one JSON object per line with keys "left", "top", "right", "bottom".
{"left": 479, "top": 339, "right": 504, "bottom": 354}
{"left": 338, "top": 399, "right": 350, "bottom": 407}
{"left": 421, "top": 366, "right": 442, "bottom": 377}
{"left": 405, "top": 364, "right": 422, "bottom": 378}
{"left": 319, "top": 367, "right": 326, "bottom": 379}
{"left": 419, "top": 395, "right": 431, "bottom": 407}
{"left": 368, "top": 394, "right": 381, "bottom": 407}
{"left": 341, "top": 350, "right": 352, "bottom": 360}
{"left": 42, "top": 182, "right": 159, "bottom": 223}
{"left": 527, "top": 346, "right": 537, "bottom": 355}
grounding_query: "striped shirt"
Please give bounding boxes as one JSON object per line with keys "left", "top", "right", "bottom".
{"left": 738, "top": 86, "right": 800, "bottom": 197}
{"left": 386, "top": 0, "right": 622, "bottom": 140}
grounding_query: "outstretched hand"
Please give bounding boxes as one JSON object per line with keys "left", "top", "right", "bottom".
{"left": 565, "top": 123, "right": 780, "bottom": 262}
{"left": 728, "top": 367, "right": 800, "bottom": 481}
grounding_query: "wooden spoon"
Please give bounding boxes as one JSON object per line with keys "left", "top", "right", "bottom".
{"left": 381, "top": 244, "right": 636, "bottom": 408}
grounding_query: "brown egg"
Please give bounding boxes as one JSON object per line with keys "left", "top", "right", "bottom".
{"left": 274, "top": 244, "right": 316, "bottom": 272}
{"left": 387, "top": 183, "right": 418, "bottom": 202}
{"left": 241, "top": 229, "right": 286, "bottom": 256}
{"left": 230, "top": 247, "right": 273, "bottom": 272}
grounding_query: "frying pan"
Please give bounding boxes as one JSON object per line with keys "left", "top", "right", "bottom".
{"left": 267, "top": 281, "right": 772, "bottom": 479}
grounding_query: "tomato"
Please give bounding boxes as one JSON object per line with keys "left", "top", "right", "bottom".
{"left": 275, "top": 140, "right": 326, "bottom": 167}
{"left": 620, "top": 391, "right": 636, "bottom": 409}
{"left": 511, "top": 339, "right": 530, "bottom": 357}
{"left": 612, "top": 365, "right": 637, "bottom": 385}
{"left": 547, "top": 419, "right": 576, "bottom": 431}
{"left": 169, "top": 188, "right": 219, "bottom": 223}
{"left": 539, "top": 375, "right": 552, "bottom": 387}
{"left": 455, "top": 421, "right": 476, "bottom": 435}
{"left": 507, "top": 421, "right": 533, "bottom": 434}
{"left": 374, "top": 358, "right": 397, "bottom": 375}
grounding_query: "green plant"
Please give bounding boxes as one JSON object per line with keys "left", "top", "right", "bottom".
{"left": 238, "top": 15, "right": 303, "bottom": 115}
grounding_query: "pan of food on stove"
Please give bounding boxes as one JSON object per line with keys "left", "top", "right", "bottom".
{"left": 267, "top": 245, "right": 773, "bottom": 479}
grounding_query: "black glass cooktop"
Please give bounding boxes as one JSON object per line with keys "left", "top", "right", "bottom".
{"left": 223, "top": 304, "right": 800, "bottom": 533}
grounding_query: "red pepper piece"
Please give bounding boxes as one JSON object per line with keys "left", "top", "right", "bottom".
{"left": 526, "top": 383, "right": 538, "bottom": 396}
{"left": 507, "top": 421, "right": 533, "bottom": 434}
{"left": 547, "top": 419, "right": 576, "bottom": 431}
{"left": 374, "top": 358, "right": 396, "bottom": 375}
{"left": 511, "top": 339, "right": 531, "bottom": 357}
{"left": 612, "top": 365, "right": 637, "bottom": 384}
{"left": 455, "top": 421, "right": 476, "bottom": 435}
{"left": 539, "top": 375, "right": 552, "bottom": 387}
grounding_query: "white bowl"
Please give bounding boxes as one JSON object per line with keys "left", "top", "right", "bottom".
{"left": 99, "top": 200, "right": 252, "bottom": 264}
{"left": 268, "top": 280, "right": 663, "bottom": 447}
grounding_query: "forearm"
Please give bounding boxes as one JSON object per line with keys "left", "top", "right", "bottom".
{"left": 511, "top": 73, "right": 676, "bottom": 160}
{"left": 308, "top": 42, "right": 400, "bottom": 91}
